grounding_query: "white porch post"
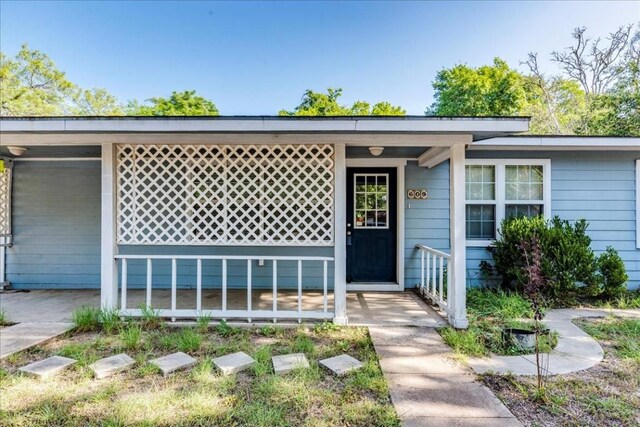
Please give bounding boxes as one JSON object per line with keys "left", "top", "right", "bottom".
{"left": 448, "top": 144, "right": 468, "bottom": 328}
{"left": 333, "top": 143, "right": 348, "bottom": 325}
{"left": 101, "top": 143, "right": 119, "bottom": 309}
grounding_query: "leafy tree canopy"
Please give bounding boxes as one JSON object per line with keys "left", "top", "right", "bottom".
{"left": 1, "top": 44, "right": 75, "bottom": 116}
{"left": 126, "top": 90, "right": 219, "bottom": 116}
{"left": 426, "top": 58, "right": 527, "bottom": 117}
{"left": 279, "top": 88, "right": 405, "bottom": 116}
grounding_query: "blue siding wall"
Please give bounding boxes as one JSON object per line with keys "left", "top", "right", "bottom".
{"left": 7, "top": 151, "right": 639, "bottom": 291}
{"left": 465, "top": 151, "right": 639, "bottom": 290}
{"left": 7, "top": 161, "right": 101, "bottom": 289}
{"left": 403, "top": 161, "right": 450, "bottom": 288}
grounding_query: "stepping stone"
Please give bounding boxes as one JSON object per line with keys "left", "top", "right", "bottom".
{"left": 212, "top": 351, "right": 255, "bottom": 375}
{"left": 272, "top": 353, "right": 310, "bottom": 375}
{"left": 149, "top": 352, "right": 197, "bottom": 377}
{"left": 19, "top": 356, "right": 76, "bottom": 379}
{"left": 89, "top": 353, "right": 135, "bottom": 379}
{"left": 320, "top": 354, "right": 363, "bottom": 376}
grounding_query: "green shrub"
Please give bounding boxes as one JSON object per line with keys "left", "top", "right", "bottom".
{"left": 491, "top": 216, "right": 599, "bottom": 305}
{"left": 596, "top": 247, "right": 629, "bottom": 299}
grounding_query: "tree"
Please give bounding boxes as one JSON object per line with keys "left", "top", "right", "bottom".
{"left": 279, "top": 88, "right": 406, "bottom": 116}
{"left": 126, "top": 90, "right": 219, "bottom": 116}
{"left": 0, "top": 44, "right": 74, "bottom": 116}
{"left": 72, "top": 88, "right": 122, "bottom": 116}
{"left": 426, "top": 58, "right": 527, "bottom": 116}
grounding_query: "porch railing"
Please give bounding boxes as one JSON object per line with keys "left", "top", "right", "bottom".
{"left": 415, "top": 244, "right": 450, "bottom": 314}
{"left": 114, "top": 255, "right": 334, "bottom": 323}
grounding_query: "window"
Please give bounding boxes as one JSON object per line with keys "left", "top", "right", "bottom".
{"left": 354, "top": 173, "right": 389, "bottom": 228}
{"left": 465, "top": 159, "right": 551, "bottom": 246}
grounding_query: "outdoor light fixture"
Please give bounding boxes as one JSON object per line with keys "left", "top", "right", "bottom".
{"left": 368, "top": 146, "right": 384, "bottom": 157}
{"left": 7, "top": 146, "right": 27, "bottom": 157}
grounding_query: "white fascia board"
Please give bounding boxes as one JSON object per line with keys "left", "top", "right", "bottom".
{"left": 471, "top": 137, "right": 640, "bottom": 150}
{"left": 0, "top": 117, "right": 529, "bottom": 133}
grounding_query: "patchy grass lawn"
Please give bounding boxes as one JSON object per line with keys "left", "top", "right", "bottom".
{"left": 0, "top": 321, "right": 399, "bottom": 427}
{"left": 437, "top": 289, "right": 557, "bottom": 358}
{"left": 481, "top": 316, "right": 640, "bottom": 427}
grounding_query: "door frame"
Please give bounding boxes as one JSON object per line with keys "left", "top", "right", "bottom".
{"left": 345, "top": 158, "right": 406, "bottom": 291}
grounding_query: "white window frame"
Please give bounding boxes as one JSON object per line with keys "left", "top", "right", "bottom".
{"left": 636, "top": 159, "right": 639, "bottom": 249}
{"left": 465, "top": 159, "right": 551, "bottom": 247}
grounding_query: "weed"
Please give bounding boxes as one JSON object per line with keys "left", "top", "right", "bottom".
{"left": 439, "top": 326, "right": 488, "bottom": 357}
{"left": 252, "top": 345, "right": 272, "bottom": 376}
{"left": 196, "top": 311, "right": 213, "bottom": 332}
{"left": 258, "top": 324, "right": 283, "bottom": 337}
{"left": 139, "top": 304, "right": 162, "bottom": 329}
{"left": 215, "top": 320, "right": 238, "bottom": 337}
{"left": 120, "top": 323, "right": 143, "bottom": 350}
{"left": 71, "top": 306, "right": 101, "bottom": 332}
{"left": 313, "top": 321, "right": 340, "bottom": 333}
{"left": 177, "top": 328, "right": 202, "bottom": 353}
{"left": 0, "top": 310, "right": 9, "bottom": 326}
{"left": 99, "top": 308, "right": 122, "bottom": 334}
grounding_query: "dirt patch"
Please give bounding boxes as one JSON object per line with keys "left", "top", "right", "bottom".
{"left": 481, "top": 317, "right": 640, "bottom": 427}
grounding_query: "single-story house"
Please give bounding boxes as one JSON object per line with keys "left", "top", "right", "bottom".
{"left": 0, "top": 116, "right": 638, "bottom": 328}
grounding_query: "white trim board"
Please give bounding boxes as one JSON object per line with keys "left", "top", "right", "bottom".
{"left": 636, "top": 159, "right": 639, "bottom": 249}
{"left": 471, "top": 137, "right": 640, "bottom": 151}
{"left": 345, "top": 158, "right": 406, "bottom": 292}
{"left": 465, "top": 158, "right": 551, "bottom": 247}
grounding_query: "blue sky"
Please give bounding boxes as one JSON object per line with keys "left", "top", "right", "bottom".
{"left": 1, "top": 1, "right": 638, "bottom": 115}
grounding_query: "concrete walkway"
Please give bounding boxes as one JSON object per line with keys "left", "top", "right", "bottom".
{"left": 369, "top": 326, "right": 521, "bottom": 427}
{"left": 0, "top": 322, "right": 73, "bottom": 360}
{"left": 468, "top": 308, "right": 640, "bottom": 376}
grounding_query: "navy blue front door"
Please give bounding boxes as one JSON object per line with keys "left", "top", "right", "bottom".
{"left": 346, "top": 168, "right": 397, "bottom": 283}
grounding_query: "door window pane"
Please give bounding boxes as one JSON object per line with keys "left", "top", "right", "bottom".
{"left": 465, "top": 205, "right": 495, "bottom": 239}
{"left": 354, "top": 173, "right": 389, "bottom": 228}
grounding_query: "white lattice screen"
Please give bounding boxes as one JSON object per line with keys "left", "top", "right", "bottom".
{"left": 116, "top": 144, "right": 335, "bottom": 246}
{"left": 0, "top": 168, "right": 10, "bottom": 236}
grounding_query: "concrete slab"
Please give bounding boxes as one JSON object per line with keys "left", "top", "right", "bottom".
{"left": 468, "top": 355, "right": 539, "bottom": 376}
{"left": 386, "top": 373, "right": 516, "bottom": 419}
{"left": 89, "top": 353, "right": 135, "bottom": 379}
{"left": 319, "top": 354, "right": 363, "bottom": 376}
{"left": 272, "top": 353, "right": 309, "bottom": 375}
{"left": 403, "top": 416, "right": 523, "bottom": 427}
{"left": 19, "top": 356, "right": 76, "bottom": 379}
{"left": 375, "top": 345, "right": 468, "bottom": 375}
{"left": 212, "top": 351, "right": 255, "bottom": 375}
{"left": 0, "top": 322, "right": 73, "bottom": 359}
{"left": 149, "top": 352, "right": 197, "bottom": 376}
{"left": 368, "top": 326, "right": 444, "bottom": 347}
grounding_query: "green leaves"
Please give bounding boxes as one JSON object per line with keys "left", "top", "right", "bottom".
{"left": 280, "top": 87, "right": 406, "bottom": 116}
{"left": 127, "top": 90, "right": 219, "bottom": 116}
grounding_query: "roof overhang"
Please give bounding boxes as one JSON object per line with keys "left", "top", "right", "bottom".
{"left": 0, "top": 116, "right": 529, "bottom": 147}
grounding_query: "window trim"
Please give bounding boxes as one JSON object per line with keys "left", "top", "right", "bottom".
{"left": 465, "top": 159, "right": 551, "bottom": 247}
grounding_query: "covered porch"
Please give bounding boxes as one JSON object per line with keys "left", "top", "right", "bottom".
{"left": 0, "top": 289, "right": 444, "bottom": 327}
{"left": 0, "top": 117, "right": 530, "bottom": 328}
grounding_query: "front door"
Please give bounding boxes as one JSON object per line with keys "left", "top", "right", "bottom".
{"left": 346, "top": 168, "right": 397, "bottom": 283}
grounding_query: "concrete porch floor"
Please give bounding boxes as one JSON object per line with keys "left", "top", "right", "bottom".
{"left": 0, "top": 289, "right": 444, "bottom": 326}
